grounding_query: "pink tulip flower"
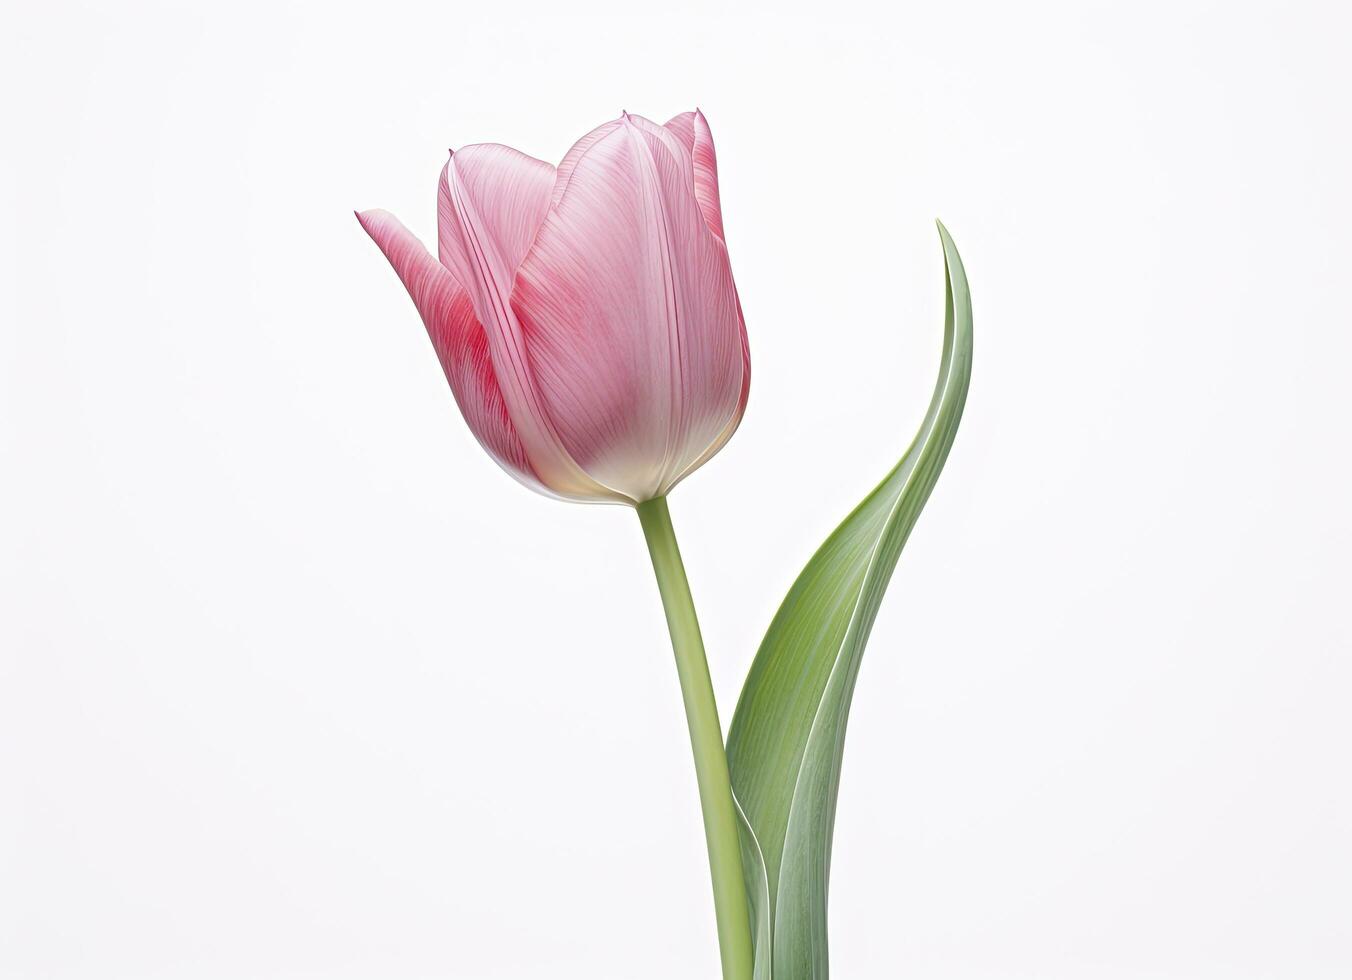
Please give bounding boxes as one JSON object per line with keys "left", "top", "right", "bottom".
{"left": 358, "top": 110, "right": 750, "bottom": 504}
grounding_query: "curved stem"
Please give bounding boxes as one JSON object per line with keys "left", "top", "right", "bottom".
{"left": 637, "top": 496, "right": 754, "bottom": 980}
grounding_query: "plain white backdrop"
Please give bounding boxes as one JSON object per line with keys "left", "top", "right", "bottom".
{"left": 3, "top": 0, "right": 1349, "bottom": 977}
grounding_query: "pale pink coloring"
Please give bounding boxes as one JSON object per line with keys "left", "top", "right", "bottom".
{"left": 357, "top": 110, "right": 750, "bottom": 504}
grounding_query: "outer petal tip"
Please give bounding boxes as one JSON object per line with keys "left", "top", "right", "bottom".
{"left": 355, "top": 208, "right": 397, "bottom": 235}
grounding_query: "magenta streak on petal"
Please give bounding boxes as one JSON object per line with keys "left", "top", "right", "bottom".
{"left": 354, "top": 208, "right": 550, "bottom": 495}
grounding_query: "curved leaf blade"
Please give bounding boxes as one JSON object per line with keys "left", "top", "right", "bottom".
{"left": 727, "top": 223, "right": 973, "bottom": 979}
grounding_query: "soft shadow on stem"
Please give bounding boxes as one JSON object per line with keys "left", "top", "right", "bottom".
{"left": 637, "top": 496, "right": 754, "bottom": 980}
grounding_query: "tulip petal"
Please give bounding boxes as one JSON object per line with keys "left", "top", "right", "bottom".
{"left": 665, "top": 110, "right": 725, "bottom": 241}
{"left": 355, "top": 208, "right": 548, "bottom": 494}
{"left": 552, "top": 117, "right": 624, "bottom": 207}
{"left": 435, "top": 143, "right": 555, "bottom": 289}
{"left": 513, "top": 114, "right": 747, "bottom": 501}
{"left": 671, "top": 290, "right": 751, "bottom": 486}
{"left": 436, "top": 146, "right": 627, "bottom": 502}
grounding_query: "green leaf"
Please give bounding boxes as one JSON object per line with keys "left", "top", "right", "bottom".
{"left": 726, "top": 222, "right": 974, "bottom": 979}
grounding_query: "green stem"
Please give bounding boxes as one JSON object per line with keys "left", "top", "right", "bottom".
{"left": 637, "top": 496, "right": 754, "bottom": 980}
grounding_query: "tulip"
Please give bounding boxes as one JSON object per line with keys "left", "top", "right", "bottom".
{"left": 357, "top": 110, "right": 749, "bottom": 505}
{"left": 356, "top": 109, "right": 976, "bottom": 980}
{"left": 358, "top": 110, "right": 757, "bottom": 980}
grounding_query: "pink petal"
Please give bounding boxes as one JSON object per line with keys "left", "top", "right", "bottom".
{"left": 435, "top": 143, "right": 555, "bottom": 291}
{"left": 436, "top": 145, "right": 626, "bottom": 502}
{"left": 355, "top": 208, "right": 546, "bottom": 493}
{"left": 552, "top": 117, "right": 623, "bottom": 207}
{"left": 512, "top": 113, "right": 747, "bottom": 501}
{"left": 671, "top": 291, "right": 750, "bottom": 485}
{"left": 664, "top": 110, "right": 725, "bottom": 242}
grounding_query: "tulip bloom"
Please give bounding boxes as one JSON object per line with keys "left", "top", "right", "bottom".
{"left": 357, "top": 110, "right": 749, "bottom": 504}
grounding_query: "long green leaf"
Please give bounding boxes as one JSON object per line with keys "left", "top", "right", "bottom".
{"left": 726, "top": 222, "right": 973, "bottom": 979}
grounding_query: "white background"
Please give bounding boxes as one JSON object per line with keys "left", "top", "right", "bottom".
{"left": 3, "top": 1, "right": 1349, "bottom": 977}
